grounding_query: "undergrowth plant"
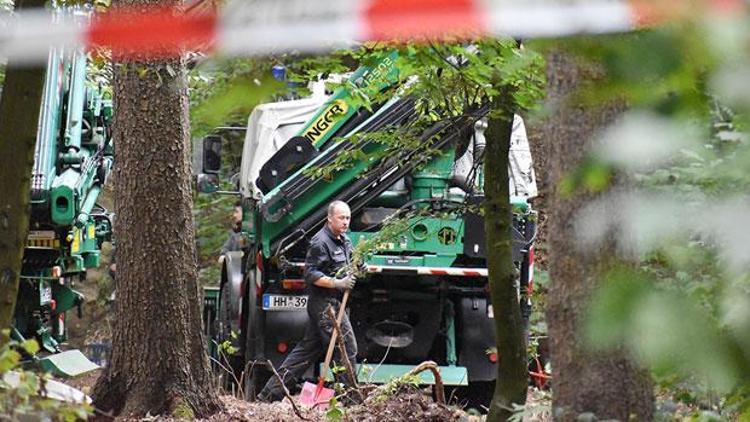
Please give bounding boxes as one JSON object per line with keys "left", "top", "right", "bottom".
{"left": 0, "top": 331, "right": 92, "bottom": 421}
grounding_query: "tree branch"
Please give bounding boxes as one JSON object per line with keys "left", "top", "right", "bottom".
{"left": 265, "top": 360, "right": 310, "bottom": 421}
{"left": 405, "top": 361, "right": 445, "bottom": 405}
{"left": 325, "top": 307, "right": 364, "bottom": 403}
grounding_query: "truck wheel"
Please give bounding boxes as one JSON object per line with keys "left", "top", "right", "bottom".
{"left": 217, "top": 281, "right": 243, "bottom": 392}
{"left": 218, "top": 281, "right": 233, "bottom": 343}
{"left": 242, "top": 269, "right": 270, "bottom": 400}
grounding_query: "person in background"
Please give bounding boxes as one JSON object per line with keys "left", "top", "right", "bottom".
{"left": 219, "top": 201, "right": 245, "bottom": 263}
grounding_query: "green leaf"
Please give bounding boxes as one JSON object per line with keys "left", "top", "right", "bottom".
{"left": 582, "top": 162, "right": 613, "bottom": 193}
{"left": 0, "top": 349, "right": 21, "bottom": 373}
{"left": 326, "top": 398, "right": 344, "bottom": 421}
{"left": 584, "top": 267, "right": 651, "bottom": 348}
{"left": 20, "top": 339, "right": 39, "bottom": 355}
{"left": 192, "top": 76, "right": 283, "bottom": 130}
{"left": 631, "top": 291, "right": 741, "bottom": 392}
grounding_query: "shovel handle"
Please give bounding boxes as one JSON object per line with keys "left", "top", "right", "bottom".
{"left": 320, "top": 289, "right": 350, "bottom": 380}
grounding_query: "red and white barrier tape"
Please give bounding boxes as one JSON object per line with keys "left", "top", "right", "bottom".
{"left": 0, "top": 0, "right": 744, "bottom": 64}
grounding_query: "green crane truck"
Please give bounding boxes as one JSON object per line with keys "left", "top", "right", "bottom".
{"left": 198, "top": 54, "right": 537, "bottom": 401}
{"left": 10, "top": 47, "right": 114, "bottom": 376}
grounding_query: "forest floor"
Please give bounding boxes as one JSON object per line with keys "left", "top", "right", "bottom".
{"left": 55, "top": 237, "right": 556, "bottom": 420}
{"left": 62, "top": 368, "right": 552, "bottom": 421}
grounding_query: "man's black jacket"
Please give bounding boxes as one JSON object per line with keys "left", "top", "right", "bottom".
{"left": 304, "top": 225, "right": 353, "bottom": 308}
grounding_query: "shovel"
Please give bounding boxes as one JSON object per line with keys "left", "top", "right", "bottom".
{"left": 300, "top": 289, "right": 351, "bottom": 409}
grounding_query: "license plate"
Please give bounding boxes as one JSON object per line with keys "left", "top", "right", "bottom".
{"left": 262, "top": 294, "right": 308, "bottom": 311}
{"left": 40, "top": 285, "right": 52, "bottom": 305}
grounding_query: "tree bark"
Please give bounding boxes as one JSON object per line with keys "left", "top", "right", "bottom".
{"left": 92, "top": 1, "right": 221, "bottom": 418}
{"left": 0, "top": 0, "right": 47, "bottom": 347}
{"left": 485, "top": 86, "right": 528, "bottom": 421}
{"left": 542, "top": 51, "right": 653, "bottom": 421}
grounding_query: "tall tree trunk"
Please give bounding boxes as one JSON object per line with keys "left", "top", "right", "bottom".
{"left": 485, "top": 86, "right": 528, "bottom": 421}
{"left": 92, "top": 1, "right": 221, "bottom": 418}
{"left": 543, "top": 51, "right": 653, "bottom": 421}
{"left": 0, "top": 0, "right": 47, "bottom": 347}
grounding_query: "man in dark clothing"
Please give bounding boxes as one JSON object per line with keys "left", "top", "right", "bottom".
{"left": 258, "top": 200, "right": 359, "bottom": 402}
{"left": 219, "top": 201, "right": 245, "bottom": 259}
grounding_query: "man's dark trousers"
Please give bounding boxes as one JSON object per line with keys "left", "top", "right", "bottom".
{"left": 258, "top": 298, "right": 357, "bottom": 401}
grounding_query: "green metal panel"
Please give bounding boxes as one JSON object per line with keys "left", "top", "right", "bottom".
{"left": 260, "top": 127, "right": 394, "bottom": 255}
{"left": 51, "top": 284, "right": 82, "bottom": 314}
{"left": 63, "top": 52, "right": 87, "bottom": 149}
{"left": 366, "top": 254, "right": 456, "bottom": 268}
{"left": 40, "top": 350, "right": 99, "bottom": 377}
{"left": 33, "top": 50, "right": 64, "bottom": 194}
{"left": 321, "top": 363, "right": 469, "bottom": 386}
{"left": 204, "top": 286, "right": 220, "bottom": 301}
{"left": 411, "top": 149, "right": 455, "bottom": 202}
{"left": 445, "top": 301, "right": 457, "bottom": 366}
{"left": 259, "top": 53, "right": 405, "bottom": 256}
{"left": 511, "top": 197, "right": 530, "bottom": 213}
{"left": 80, "top": 221, "right": 99, "bottom": 255}
{"left": 50, "top": 182, "right": 76, "bottom": 225}
{"left": 349, "top": 215, "right": 466, "bottom": 256}
{"left": 83, "top": 252, "right": 100, "bottom": 268}
{"left": 66, "top": 255, "right": 85, "bottom": 274}
{"left": 77, "top": 185, "right": 102, "bottom": 228}
{"left": 298, "top": 51, "right": 400, "bottom": 148}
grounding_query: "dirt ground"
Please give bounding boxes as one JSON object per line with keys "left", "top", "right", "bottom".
{"left": 54, "top": 234, "right": 553, "bottom": 421}
{"left": 59, "top": 368, "right": 551, "bottom": 422}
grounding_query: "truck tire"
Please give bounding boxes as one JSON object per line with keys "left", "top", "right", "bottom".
{"left": 242, "top": 268, "right": 270, "bottom": 401}
{"left": 218, "top": 281, "right": 245, "bottom": 391}
{"left": 218, "top": 281, "right": 232, "bottom": 343}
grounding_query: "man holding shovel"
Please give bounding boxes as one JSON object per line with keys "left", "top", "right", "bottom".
{"left": 258, "top": 200, "right": 359, "bottom": 404}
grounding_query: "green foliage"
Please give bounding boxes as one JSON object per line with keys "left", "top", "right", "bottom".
{"left": 189, "top": 58, "right": 286, "bottom": 286}
{"left": 285, "top": 50, "right": 352, "bottom": 95}
{"left": 395, "top": 40, "right": 545, "bottom": 116}
{"left": 171, "top": 398, "right": 195, "bottom": 420}
{"left": 369, "top": 373, "right": 422, "bottom": 405}
{"left": 567, "top": 15, "right": 750, "bottom": 418}
{"left": 86, "top": 51, "right": 113, "bottom": 94}
{"left": 551, "top": 26, "right": 715, "bottom": 116}
{"left": 0, "top": 333, "right": 93, "bottom": 420}
{"left": 191, "top": 76, "right": 283, "bottom": 135}
{"left": 558, "top": 157, "right": 614, "bottom": 197}
{"left": 189, "top": 57, "right": 279, "bottom": 138}
{"left": 217, "top": 331, "right": 239, "bottom": 356}
{"left": 347, "top": 210, "right": 415, "bottom": 275}
{"left": 193, "top": 192, "right": 238, "bottom": 286}
{"left": 326, "top": 396, "right": 345, "bottom": 421}
{"left": 302, "top": 40, "right": 546, "bottom": 184}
